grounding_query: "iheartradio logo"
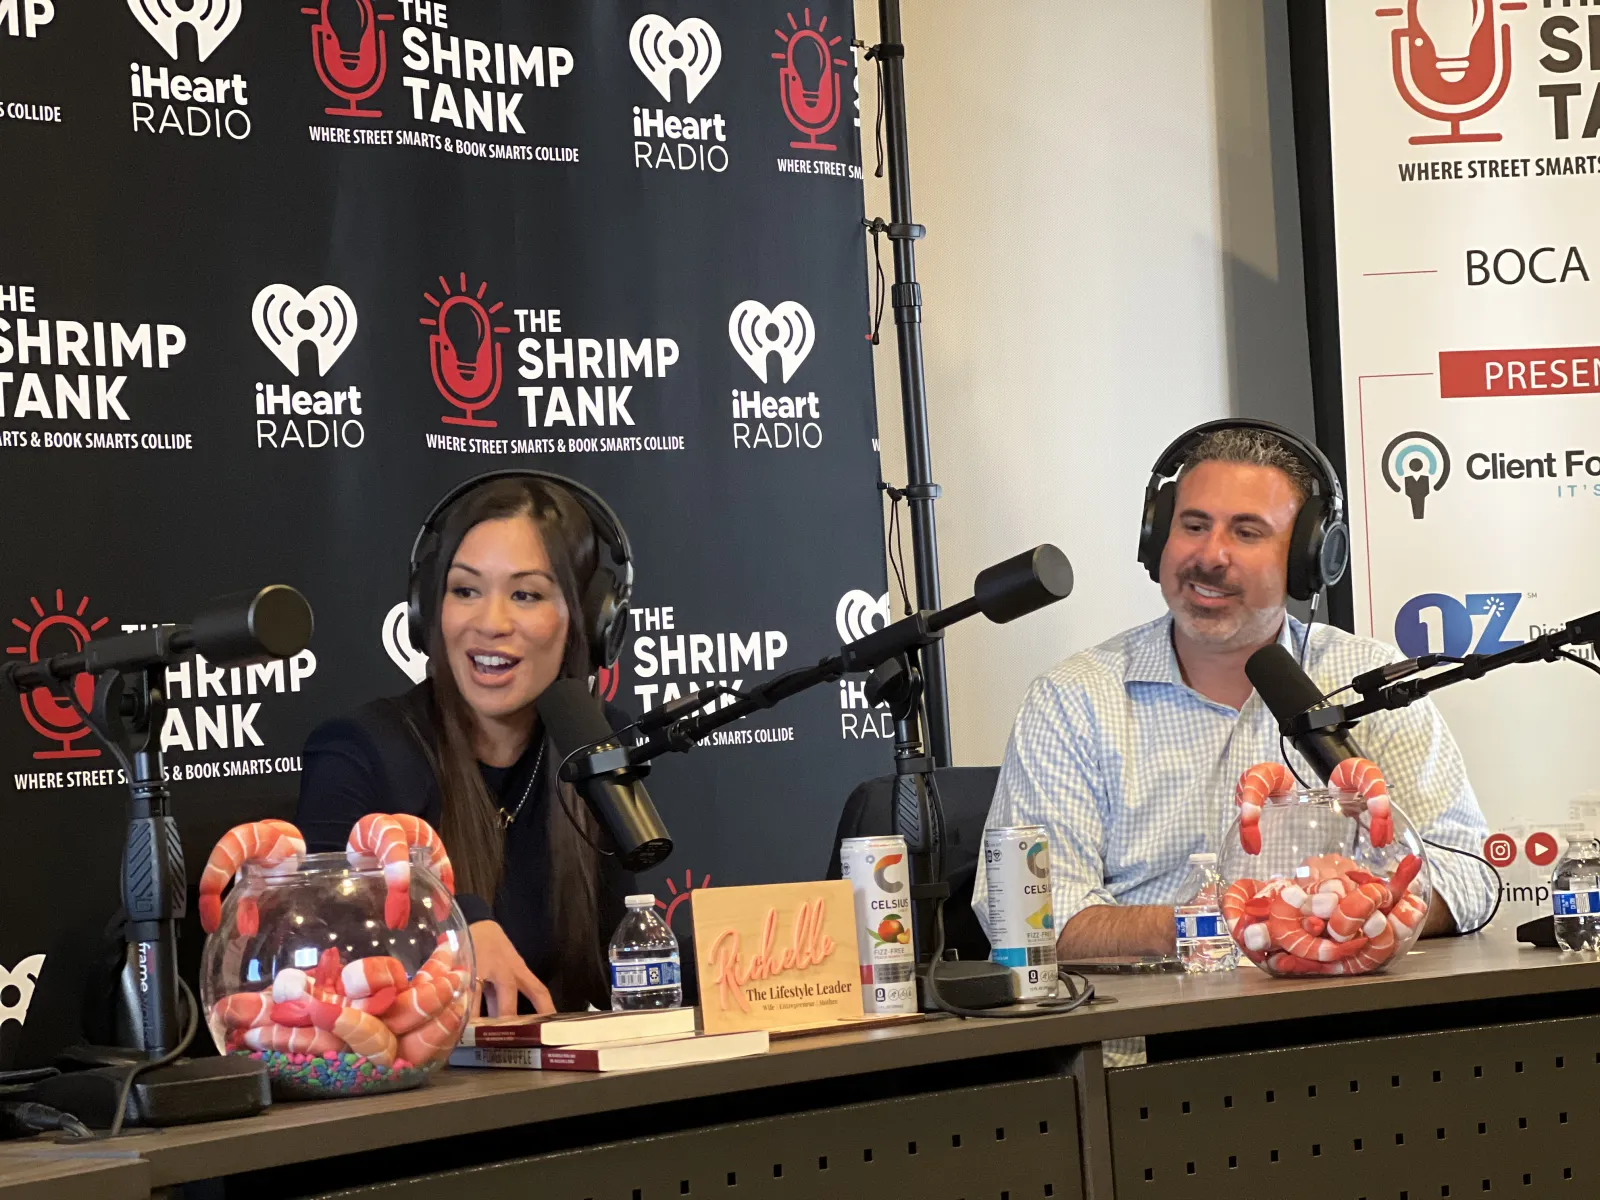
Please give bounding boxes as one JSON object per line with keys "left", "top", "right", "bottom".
{"left": 252, "top": 284, "right": 358, "bottom": 377}
{"left": 0, "top": 955, "right": 45, "bottom": 1030}
{"left": 127, "top": 0, "right": 241, "bottom": 63}
{"left": 629, "top": 15, "right": 721, "bottom": 104}
{"left": 422, "top": 274, "right": 511, "bottom": 428}
{"left": 381, "top": 601, "right": 427, "bottom": 684}
{"left": 728, "top": 300, "right": 814, "bottom": 384}
{"left": 836, "top": 589, "right": 890, "bottom": 644}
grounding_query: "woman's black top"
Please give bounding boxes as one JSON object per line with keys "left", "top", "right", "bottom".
{"left": 294, "top": 682, "right": 633, "bottom": 1012}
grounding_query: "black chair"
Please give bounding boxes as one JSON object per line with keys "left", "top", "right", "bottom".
{"left": 825, "top": 766, "right": 1000, "bottom": 965}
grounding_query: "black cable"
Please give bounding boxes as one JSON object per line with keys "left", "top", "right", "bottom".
{"left": 878, "top": 482, "right": 913, "bottom": 616}
{"left": 57, "top": 976, "right": 199, "bottom": 1141}
{"left": 1418, "top": 835, "right": 1503, "bottom": 936}
{"left": 1556, "top": 648, "right": 1600, "bottom": 679}
{"left": 0, "top": 1102, "right": 90, "bottom": 1140}
{"left": 921, "top": 896, "right": 1096, "bottom": 1020}
{"left": 865, "top": 218, "right": 887, "bottom": 346}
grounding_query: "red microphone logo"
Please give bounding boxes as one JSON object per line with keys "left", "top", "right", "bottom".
{"left": 1380, "top": 0, "right": 1516, "bottom": 145}
{"left": 6, "top": 590, "right": 108, "bottom": 760}
{"left": 772, "top": 9, "right": 848, "bottom": 152}
{"left": 596, "top": 664, "right": 621, "bottom": 703}
{"left": 421, "top": 274, "right": 510, "bottom": 428}
{"left": 303, "top": 0, "right": 394, "bottom": 119}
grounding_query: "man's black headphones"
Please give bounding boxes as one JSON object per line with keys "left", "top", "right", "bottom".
{"left": 407, "top": 470, "right": 634, "bottom": 670}
{"left": 1136, "top": 418, "right": 1349, "bottom": 603}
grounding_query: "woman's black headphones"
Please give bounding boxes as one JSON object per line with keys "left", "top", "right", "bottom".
{"left": 407, "top": 470, "right": 634, "bottom": 670}
{"left": 1135, "top": 418, "right": 1349, "bottom": 603}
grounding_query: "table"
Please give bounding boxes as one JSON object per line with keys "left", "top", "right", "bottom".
{"left": 1, "top": 928, "right": 1596, "bottom": 1200}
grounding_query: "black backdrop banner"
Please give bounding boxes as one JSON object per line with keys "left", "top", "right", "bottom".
{"left": 0, "top": 0, "right": 892, "bottom": 1066}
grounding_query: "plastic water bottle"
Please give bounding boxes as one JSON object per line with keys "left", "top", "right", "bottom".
{"left": 609, "top": 894, "right": 683, "bottom": 1010}
{"left": 1551, "top": 833, "right": 1600, "bottom": 953}
{"left": 1174, "top": 853, "right": 1237, "bottom": 973}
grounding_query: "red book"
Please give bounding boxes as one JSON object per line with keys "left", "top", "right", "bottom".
{"left": 460, "top": 1006, "right": 697, "bottom": 1048}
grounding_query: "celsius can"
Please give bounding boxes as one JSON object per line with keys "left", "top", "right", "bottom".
{"left": 839, "top": 835, "right": 918, "bottom": 1014}
{"left": 984, "top": 826, "right": 1057, "bottom": 1001}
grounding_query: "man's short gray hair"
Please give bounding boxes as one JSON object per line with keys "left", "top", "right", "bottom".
{"left": 1178, "top": 427, "right": 1317, "bottom": 504}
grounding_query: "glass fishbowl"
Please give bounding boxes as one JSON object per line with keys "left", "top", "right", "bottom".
{"left": 1218, "top": 787, "right": 1431, "bottom": 978}
{"left": 200, "top": 849, "right": 475, "bottom": 1099}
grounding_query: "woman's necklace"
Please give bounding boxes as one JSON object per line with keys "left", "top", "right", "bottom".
{"left": 498, "top": 741, "right": 546, "bottom": 829}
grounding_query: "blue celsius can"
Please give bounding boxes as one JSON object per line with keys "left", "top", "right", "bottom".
{"left": 839, "top": 835, "right": 917, "bottom": 1014}
{"left": 983, "top": 826, "right": 1057, "bottom": 1001}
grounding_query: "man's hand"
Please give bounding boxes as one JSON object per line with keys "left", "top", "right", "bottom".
{"left": 1419, "top": 892, "right": 1458, "bottom": 938}
{"left": 1056, "top": 904, "right": 1177, "bottom": 958}
{"left": 470, "top": 919, "right": 555, "bottom": 1015}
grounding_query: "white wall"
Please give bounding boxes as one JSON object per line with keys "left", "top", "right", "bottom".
{"left": 854, "top": 0, "right": 1317, "bottom": 765}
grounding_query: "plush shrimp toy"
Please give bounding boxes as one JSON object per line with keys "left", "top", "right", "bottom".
{"left": 1233, "top": 756, "right": 1395, "bottom": 855}
{"left": 199, "top": 814, "right": 457, "bottom": 936}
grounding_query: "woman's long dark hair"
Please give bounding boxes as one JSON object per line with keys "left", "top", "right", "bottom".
{"left": 423, "top": 478, "right": 607, "bottom": 1007}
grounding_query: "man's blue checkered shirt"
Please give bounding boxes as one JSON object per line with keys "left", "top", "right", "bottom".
{"left": 972, "top": 614, "right": 1496, "bottom": 938}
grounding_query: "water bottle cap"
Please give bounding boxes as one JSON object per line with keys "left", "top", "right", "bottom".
{"left": 1188, "top": 853, "right": 1217, "bottom": 864}
{"left": 625, "top": 894, "right": 657, "bottom": 907}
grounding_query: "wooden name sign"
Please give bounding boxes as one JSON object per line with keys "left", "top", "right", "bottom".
{"left": 690, "top": 880, "right": 863, "bottom": 1034}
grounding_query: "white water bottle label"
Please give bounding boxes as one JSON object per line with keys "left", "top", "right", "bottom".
{"left": 1553, "top": 889, "right": 1600, "bottom": 916}
{"left": 611, "top": 958, "right": 680, "bottom": 991}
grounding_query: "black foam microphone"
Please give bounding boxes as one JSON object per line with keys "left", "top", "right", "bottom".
{"left": 1245, "top": 642, "right": 1366, "bottom": 782}
{"left": 537, "top": 678, "right": 673, "bottom": 871}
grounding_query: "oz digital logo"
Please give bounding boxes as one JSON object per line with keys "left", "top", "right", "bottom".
{"left": 1382, "top": 430, "right": 1449, "bottom": 520}
{"left": 1395, "top": 592, "right": 1524, "bottom": 658}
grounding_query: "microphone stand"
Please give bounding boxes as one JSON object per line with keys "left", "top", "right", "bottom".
{"left": 0, "top": 588, "right": 312, "bottom": 1129}
{"left": 571, "top": 547, "right": 1074, "bottom": 1010}
{"left": 1288, "top": 608, "right": 1600, "bottom": 734}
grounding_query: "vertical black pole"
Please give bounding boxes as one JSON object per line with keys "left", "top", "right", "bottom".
{"left": 877, "top": 0, "right": 952, "bottom": 765}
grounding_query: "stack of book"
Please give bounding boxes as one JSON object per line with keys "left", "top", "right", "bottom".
{"left": 448, "top": 1008, "right": 769, "bottom": 1072}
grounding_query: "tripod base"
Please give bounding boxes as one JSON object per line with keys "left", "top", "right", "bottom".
{"left": 919, "top": 959, "right": 1016, "bottom": 1011}
{"left": 38, "top": 1051, "right": 269, "bottom": 1129}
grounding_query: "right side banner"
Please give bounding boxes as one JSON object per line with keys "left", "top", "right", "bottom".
{"left": 1323, "top": 0, "right": 1600, "bottom": 920}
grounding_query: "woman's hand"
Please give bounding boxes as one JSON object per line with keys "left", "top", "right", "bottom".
{"left": 469, "top": 920, "right": 554, "bottom": 1015}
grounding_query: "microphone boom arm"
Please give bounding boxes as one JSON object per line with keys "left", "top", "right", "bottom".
{"left": 1308, "top": 607, "right": 1600, "bottom": 729}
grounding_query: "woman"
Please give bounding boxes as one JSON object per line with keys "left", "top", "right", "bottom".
{"left": 296, "top": 473, "right": 634, "bottom": 1015}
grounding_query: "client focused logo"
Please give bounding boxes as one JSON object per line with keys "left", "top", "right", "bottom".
{"left": 1382, "top": 430, "right": 1450, "bottom": 520}
{"left": 0, "top": 955, "right": 45, "bottom": 1029}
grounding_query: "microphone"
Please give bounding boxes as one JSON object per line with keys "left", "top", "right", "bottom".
{"left": 537, "top": 678, "right": 673, "bottom": 872}
{"left": 1244, "top": 643, "right": 1366, "bottom": 783}
{"left": 2, "top": 586, "right": 314, "bottom": 692}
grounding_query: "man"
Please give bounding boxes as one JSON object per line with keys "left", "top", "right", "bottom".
{"left": 973, "top": 424, "right": 1495, "bottom": 964}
